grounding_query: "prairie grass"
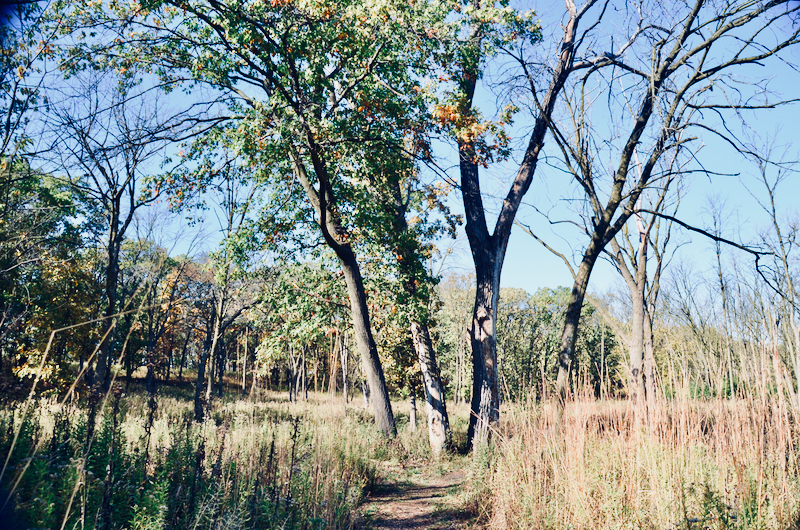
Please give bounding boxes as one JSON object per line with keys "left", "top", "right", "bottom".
{"left": 483, "top": 396, "right": 800, "bottom": 529}
{"left": 6, "top": 376, "right": 799, "bottom": 530}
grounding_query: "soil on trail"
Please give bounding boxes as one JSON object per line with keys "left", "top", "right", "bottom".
{"left": 359, "top": 464, "right": 476, "bottom": 530}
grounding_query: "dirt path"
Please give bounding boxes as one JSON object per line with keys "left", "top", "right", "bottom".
{"left": 359, "top": 464, "right": 475, "bottom": 530}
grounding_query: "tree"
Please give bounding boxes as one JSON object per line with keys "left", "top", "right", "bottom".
{"left": 494, "top": 286, "right": 622, "bottom": 401}
{"left": 606, "top": 181, "right": 679, "bottom": 409}
{"left": 0, "top": 165, "right": 83, "bottom": 374}
{"left": 493, "top": 0, "right": 800, "bottom": 408}
{"left": 443, "top": 0, "right": 624, "bottom": 446}
{"left": 357, "top": 148, "right": 453, "bottom": 453}
{"left": 56, "top": 0, "right": 468, "bottom": 437}
{"left": 161, "top": 141, "right": 264, "bottom": 420}
{"left": 45, "top": 75, "right": 184, "bottom": 390}
{"left": 748, "top": 149, "right": 800, "bottom": 407}
{"left": 0, "top": 1, "right": 56, "bottom": 159}
{"left": 9, "top": 247, "right": 103, "bottom": 387}
{"left": 0, "top": 4, "right": 78, "bottom": 375}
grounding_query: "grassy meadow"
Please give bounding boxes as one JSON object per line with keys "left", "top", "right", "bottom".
{"left": 2, "top": 375, "right": 800, "bottom": 530}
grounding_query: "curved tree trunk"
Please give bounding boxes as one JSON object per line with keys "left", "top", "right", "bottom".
{"left": 339, "top": 251, "right": 396, "bottom": 436}
{"left": 556, "top": 243, "right": 602, "bottom": 406}
{"left": 386, "top": 172, "right": 451, "bottom": 453}
{"left": 291, "top": 148, "right": 396, "bottom": 438}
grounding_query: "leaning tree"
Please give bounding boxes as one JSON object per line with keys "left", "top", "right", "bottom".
{"left": 54, "top": 0, "right": 461, "bottom": 437}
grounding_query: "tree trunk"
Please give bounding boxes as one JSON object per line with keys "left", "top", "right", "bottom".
{"left": 466, "top": 263, "right": 501, "bottom": 449}
{"left": 289, "top": 345, "right": 297, "bottom": 403}
{"left": 361, "top": 378, "right": 370, "bottom": 409}
{"left": 95, "top": 235, "right": 121, "bottom": 391}
{"left": 206, "top": 345, "right": 214, "bottom": 403}
{"left": 410, "top": 322, "right": 450, "bottom": 455}
{"left": 249, "top": 356, "right": 258, "bottom": 398}
{"left": 302, "top": 347, "right": 307, "bottom": 401}
{"left": 629, "top": 285, "right": 645, "bottom": 406}
{"left": 340, "top": 335, "right": 349, "bottom": 404}
{"left": 314, "top": 348, "right": 319, "bottom": 394}
{"left": 454, "top": 328, "right": 462, "bottom": 406}
{"left": 178, "top": 329, "right": 190, "bottom": 382}
{"left": 643, "top": 309, "right": 656, "bottom": 404}
{"left": 194, "top": 328, "right": 213, "bottom": 422}
{"left": 328, "top": 333, "right": 338, "bottom": 397}
{"left": 217, "top": 335, "right": 225, "bottom": 398}
{"left": 409, "top": 393, "right": 417, "bottom": 432}
{"left": 205, "top": 305, "right": 223, "bottom": 410}
{"left": 456, "top": 6, "right": 580, "bottom": 449}
{"left": 338, "top": 251, "right": 395, "bottom": 435}
{"left": 388, "top": 172, "right": 451, "bottom": 452}
{"left": 556, "top": 244, "right": 602, "bottom": 406}
{"left": 242, "top": 326, "right": 248, "bottom": 396}
{"left": 290, "top": 147, "right": 395, "bottom": 437}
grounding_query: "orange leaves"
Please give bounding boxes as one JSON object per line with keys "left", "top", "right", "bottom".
{"left": 434, "top": 98, "right": 518, "bottom": 167}
{"left": 432, "top": 101, "right": 484, "bottom": 144}
{"left": 432, "top": 102, "right": 463, "bottom": 126}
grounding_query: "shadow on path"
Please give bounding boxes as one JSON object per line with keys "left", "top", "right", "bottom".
{"left": 360, "top": 468, "right": 476, "bottom": 530}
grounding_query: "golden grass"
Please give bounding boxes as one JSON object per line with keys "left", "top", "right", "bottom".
{"left": 484, "top": 397, "right": 800, "bottom": 529}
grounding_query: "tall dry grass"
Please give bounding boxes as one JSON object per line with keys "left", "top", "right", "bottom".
{"left": 482, "top": 394, "right": 800, "bottom": 529}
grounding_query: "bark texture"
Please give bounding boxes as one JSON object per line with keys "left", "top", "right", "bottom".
{"left": 410, "top": 322, "right": 450, "bottom": 454}
{"left": 340, "top": 252, "right": 396, "bottom": 436}
{"left": 291, "top": 148, "right": 396, "bottom": 437}
{"left": 456, "top": 1, "right": 581, "bottom": 448}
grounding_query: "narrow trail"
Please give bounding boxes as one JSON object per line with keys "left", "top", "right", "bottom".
{"left": 359, "top": 463, "right": 476, "bottom": 530}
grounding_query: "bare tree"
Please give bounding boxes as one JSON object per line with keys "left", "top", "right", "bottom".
{"left": 608, "top": 177, "right": 679, "bottom": 409}
{"left": 747, "top": 150, "right": 800, "bottom": 407}
{"left": 453, "top": 0, "right": 618, "bottom": 447}
{"left": 48, "top": 76, "right": 172, "bottom": 390}
{"left": 528, "top": 0, "right": 800, "bottom": 407}
{"left": 188, "top": 170, "right": 262, "bottom": 422}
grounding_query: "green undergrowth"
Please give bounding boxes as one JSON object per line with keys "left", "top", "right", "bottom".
{"left": 0, "top": 389, "right": 419, "bottom": 530}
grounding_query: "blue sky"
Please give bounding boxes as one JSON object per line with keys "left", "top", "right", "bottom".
{"left": 150, "top": 0, "right": 800, "bottom": 301}
{"left": 432, "top": 1, "right": 800, "bottom": 296}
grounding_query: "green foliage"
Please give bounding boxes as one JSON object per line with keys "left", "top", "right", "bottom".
{"left": 495, "top": 286, "right": 623, "bottom": 400}
{"left": 1, "top": 392, "right": 380, "bottom": 530}
{"left": 0, "top": 2, "right": 48, "bottom": 156}
{"left": 434, "top": 273, "right": 474, "bottom": 403}
{"left": 0, "top": 162, "right": 100, "bottom": 387}
{"left": 256, "top": 261, "right": 348, "bottom": 372}
{"left": 55, "top": 0, "right": 459, "bottom": 259}
{"left": 432, "top": 1, "right": 541, "bottom": 167}
{"left": 435, "top": 278, "right": 624, "bottom": 402}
